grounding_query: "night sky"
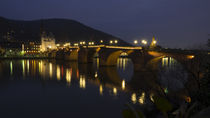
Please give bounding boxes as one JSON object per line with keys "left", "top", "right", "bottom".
{"left": 0, "top": 0, "right": 210, "bottom": 48}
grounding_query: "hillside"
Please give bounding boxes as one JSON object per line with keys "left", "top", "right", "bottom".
{"left": 0, "top": 17, "right": 130, "bottom": 46}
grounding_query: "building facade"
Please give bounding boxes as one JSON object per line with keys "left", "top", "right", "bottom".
{"left": 41, "top": 33, "right": 56, "bottom": 52}
{"left": 23, "top": 42, "right": 41, "bottom": 54}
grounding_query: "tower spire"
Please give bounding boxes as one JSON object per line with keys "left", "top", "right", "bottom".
{"left": 40, "top": 19, "right": 45, "bottom": 37}
{"left": 150, "top": 36, "right": 157, "bottom": 48}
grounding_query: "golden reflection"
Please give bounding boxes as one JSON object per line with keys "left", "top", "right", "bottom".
{"left": 99, "top": 85, "right": 103, "bottom": 95}
{"left": 79, "top": 75, "right": 86, "bottom": 89}
{"left": 77, "top": 69, "right": 79, "bottom": 79}
{"left": 56, "top": 65, "right": 61, "bottom": 81}
{"left": 66, "top": 68, "right": 72, "bottom": 85}
{"left": 10, "top": 61, "right": 13, "bottom": 75}
{"left": 139, "top": 92, "right": 145, "bottom": 104}
{"left": 32, "top": 60, "right": 36, "bottom": 76}
{"left": 119, "top": 58, "right": 122, "bottom": 69}
{"left": 61, "top": 66, "right": 64, "bottom": 78}
{"left": 122, "top": 80, "right": 125, "bottom": 90}
{"left": 38, "top": 62, "right": 41, "bottom": 73}
{"left": 22, "top": 60, "right": 25, "bottom": 76}
{"left": 117, "top": 58, "right": 128, "bottom": 70}
{"left": 39, "top": 61, "right": 43, "bottom": 75}
{"left": 123, "top": 58, "right": 125, "bottom": 70}
{"left": 162, "top": 57, "right": 177, "bottom": 68}
{"left": 49, "top": 63, "right": 52, "bottom": 78}
{"left": 162, "top": 57, "right": 168, "bottom": 67}
{"left": 131, "top": 93, "right": 137, "bottom": 104}
{"left": 96, "top": 58, "right": 99, "bottom": 69}
{"left": 27, "top": 60, "right": 29, "bottom": 74}
{"left": 113, "top": 87, "right": 117, "bottom": 96}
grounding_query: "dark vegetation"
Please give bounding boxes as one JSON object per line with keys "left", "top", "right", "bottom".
{"left": 122, "top": 40, "right": 210, "bottom": 118}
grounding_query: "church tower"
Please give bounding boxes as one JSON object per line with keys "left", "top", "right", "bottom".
{"left": 150, "top": 36, "right": 157, "bottom": 48}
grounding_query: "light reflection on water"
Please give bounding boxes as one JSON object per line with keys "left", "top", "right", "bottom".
{"left": 160, "top": 57, "right": 188, "bottom": 91}
{"left": 0, "top": 58, "right": 188, "bottom": 118}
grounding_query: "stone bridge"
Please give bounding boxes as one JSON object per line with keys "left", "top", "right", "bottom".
{"left": 57, "top": 45, "right": 196, "bottom": 72}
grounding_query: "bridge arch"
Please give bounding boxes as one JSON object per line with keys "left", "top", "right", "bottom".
{"left": 64, "top": 49, "right": 79, "bottom": 61}
{"left": 146, "top": 51, "right": 196, "bottom": 71}
{"left": 78, "top": 47, "right": 101, "bottom": 63}
{"left": 99, "top": 48, "right": 148, "bottom": 71}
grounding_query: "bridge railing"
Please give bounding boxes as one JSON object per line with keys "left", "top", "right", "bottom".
{"left": 67, "top": 45, "right": 142, "bottom": 50}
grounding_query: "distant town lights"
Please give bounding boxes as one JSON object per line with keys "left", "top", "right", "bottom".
{"left": 74, "top": 43, "right": 79, "bottom": 46}
{"left": 64, "top": 43, "right": 70, "bottom": 47}
{"left": 88, "top": 42, "right": 94, "bottom": 45}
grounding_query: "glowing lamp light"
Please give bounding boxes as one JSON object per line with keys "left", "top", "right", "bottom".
{"left": 94, "top": 72, "right": 98, "bottom": 78}
{"left": 134, "top": 40, "right": 138, "bottom": 44}
{"left": 115, "top": 40, "right": 118, "bottom": 44}
{"left": 153, "top": 40, "right": 157, "bottom": 44}
{"left": 187, "top": 55, "right": 195, "bottom": 59}
{"left": 185, "top": 96, "right": 191, "bottom": 103}
{"left": 88, "top": 42, "right": 92, "bottom": 45}
{"left": 100, "top": 40, "right": 103, "bottom": 43}
{"left": 141, "top": 40, "right": 147, "bottom": 45}
{"left": 110, "top": 40, "right": 113, "bottom": 44}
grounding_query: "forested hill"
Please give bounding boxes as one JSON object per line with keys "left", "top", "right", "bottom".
{"left": 0, "top": 17, "right": 130, "bottom": 46}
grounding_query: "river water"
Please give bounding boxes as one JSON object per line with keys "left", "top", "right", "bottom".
{"left": 0, "top": 57, "right": 188, "bottom": 118}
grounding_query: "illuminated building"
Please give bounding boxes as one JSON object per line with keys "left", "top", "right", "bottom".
{"left": 41, "top": 32, "right": 56, "bottom": 52}
{"left": 23, "top": 42, "right": 41, "bottom": 54}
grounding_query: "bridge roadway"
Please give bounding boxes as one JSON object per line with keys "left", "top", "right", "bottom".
{"left": 55, "top": 45, "right": 197, "bottom": 72}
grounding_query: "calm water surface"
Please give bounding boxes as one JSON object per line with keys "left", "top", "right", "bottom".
{"left": 0, "top": 57, "right": 187, "bottom": 118}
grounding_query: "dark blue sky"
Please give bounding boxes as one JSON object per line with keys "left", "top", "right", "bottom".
{"left": 0, "top": 0, "right": 210, "bottom": 48}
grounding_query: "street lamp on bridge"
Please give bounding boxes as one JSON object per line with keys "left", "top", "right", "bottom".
{"left": 141, "top": 40, "right": 147, "bottom": 45}
{"left": 110, "top": 40, "right": 113, "bottom": 44}
{"left": 134, "top": 40, "right": 138, "bottom": 45}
